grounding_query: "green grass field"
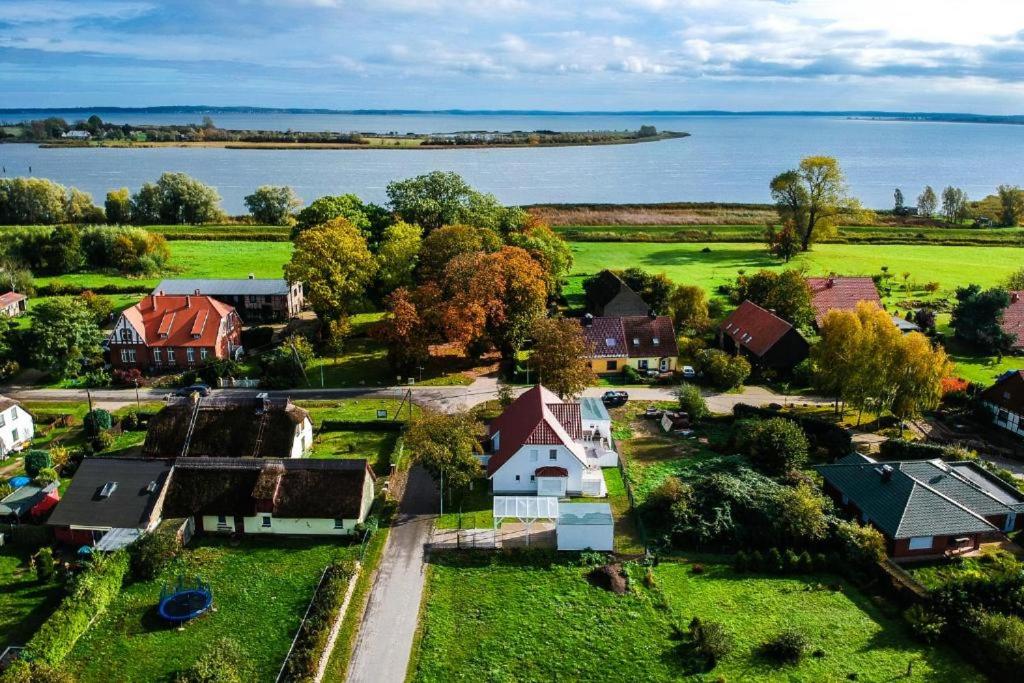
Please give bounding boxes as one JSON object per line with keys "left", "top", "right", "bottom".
{"left": 66, "top": 537, "right": 356, "bottom": 683}
{"left": 411, "top": 554, "right": 978, "bottom": 682}
{"left": 0, "top": 550, "right": 62, "bottom": 650}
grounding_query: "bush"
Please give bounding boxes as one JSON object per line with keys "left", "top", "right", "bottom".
{"left": 83, "top": 409, "right": 112, "bottom": 436}
{"left": 174, "top": 637, "right": 245, "bottom": 683}
{"left": 833, "top": 520, "right": 886, "bottom": 568}
{"left": 93, "top": 431, "right": 115, "bottom": 452}
{"left": 25, "top": 550, "right": 130, "bottom": 665}
{"left": 34, "top": 467, "right": 59, "bottom": 486}
{"left": 622, "top": 365, "right": 644, "bottom": 384}
{"left": 281, "top": 561, "right": 357, "bottom": 680}
{"left": 0, "top": 660, "right": 76, "bottom": 683}
{"left": 733, "top": 404, "right": 852, "bottom": 458}
{"left": 129, "top": 524, "right": 182, "bottom": 580}
{"left": 783, "top": 548, "right": 801, "bottom": 572}
{"left": 35, "top": 547, "right": 55, "bottom": 582}
{"left": 766, "top": 548, "right": 784, "bottom": 573}
{"left": 697, "top": 349, "right": 751, "bottom": 390}
{"left": 760, "top": 629, "right": 809, "bottom": 665}
{"left": 749, "top": 550, "right": 765, "bottom": 571}
{"left": 25, "top": 450, "right": 52, "bottom": 478}
{"left": 112, "top": 368, "right": 145, "bottom": 388}
{"left": 746, "top": 417, "right": 810, "bottom": 475}
{"left": 690, "top": 618, "right": 734, "bottom": 667}
{"left": 119, "top": 410, "right": 140, "bottom": 431}
{"left": 970, "top": 612, "right": 1024, "bottom": 681}
{"left": 904, "top": 604, "right": 946, "bottom": 643}
{"left": 733, "top": 550, "right": 749, "bottom": 572}
{"left": 674, "top": 382, "right": 709, "bottom": 423}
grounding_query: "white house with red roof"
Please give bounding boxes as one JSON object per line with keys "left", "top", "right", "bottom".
{"left": 0, "top": 292, "right": 27, "bottom": 318}
{"left": 109, "top": 294, "right": 243, "bottom": 372}
{"left": 485, "top": 385, "right": 615, "bottom": 498}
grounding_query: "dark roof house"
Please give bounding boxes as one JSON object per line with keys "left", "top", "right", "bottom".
{"left": 584, "top": 271, "right": 650, "bottom": 317}
{"left": 980, "top": 370, "right": 1024, "bottom": 438}
{"left": 48, "top": 458, "right": 173, "bottom": 534}
{"left": 718, "top": 301, "right": 809, "bottom": 370}
{"left": 143, "top": 396, "right": 312, "bottom": 459}
{"left": 816, "top": 457, "right": 1024, "bottom": 558}
{"left": 580, "top": 315, "right": 679, "bottom": 360}
{"left": 806, "top": 276, "right": 882, "bottom": 326}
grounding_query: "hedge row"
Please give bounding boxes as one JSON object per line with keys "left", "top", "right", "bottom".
{"left": 36, "top": 282, "right": 151, "bottom": 297}
{"left": 732, "top": 404, "right": 852, "bottom": 457}
{"left": 25, "top": 550, "right": 130, "bottom": 665}
{"left": 879, "top": 439, "right": 961, "bottom": 461}
{"left": 0, "top": 523, "right": 52, "bottom": 550}
{"left": 319, "top": 420, "right": 406, "bottom": 433}
{"left": 280, "top": 560, "right": 358, "bottom": 682}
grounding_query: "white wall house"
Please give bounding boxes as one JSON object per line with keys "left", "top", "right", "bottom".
{"left": 486, "top": 386, "right": 617, "bottom": 498}
{"left": 0, "top": 398, "right": 33, "bottom": 456}
{"left": 981, "top": 371, "right": 1024, "bottom": 438}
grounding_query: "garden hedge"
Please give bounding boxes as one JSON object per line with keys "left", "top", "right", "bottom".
{"left": 280, "top": 560, "right": 357, "bottom": 682}
{"left": 732, "top": 404, "right": 852, "bottom": 458}
{"left": 319, "top": 420, "right": 405, "bottom": 433}
{"left": 878, "top": 439, "right": 965, "bottom": 461}
{"left": 25, "top": 550, "right": 130, "bottom": 665}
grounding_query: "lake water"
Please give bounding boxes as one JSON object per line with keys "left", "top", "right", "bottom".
{"left": 2, "top": 113, "right": 1023, "bottom": 214}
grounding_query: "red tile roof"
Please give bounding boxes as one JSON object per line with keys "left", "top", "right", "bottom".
{"left": 806, "top": 277, "right": 882, "bottom": 326}
{"left": 535, "top": 466, "right": 568, "bottom": 477}
{"left": 719, "top": 301, "right": 794, "bottom": 358}
{"left": 0, "top": 292, "right": 26, "bottom": 307}
{"left": 1004, "top": 292, "right": 1024, "bottom": 351}
{"left": 121, "top": 295, "right": 238, "bottom": 348}
{"left": 981, "top": 370, "right": 1024, "bottom": 414}
{"left": 486, "top": 385, "right": 586, "bottom": 476}
{"left": 581, "top": 315, "right": 678, "bottom": 358}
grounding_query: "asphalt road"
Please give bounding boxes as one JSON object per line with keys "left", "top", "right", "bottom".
{"left": 346, "top": 465, "right": 438, "bottom": 683}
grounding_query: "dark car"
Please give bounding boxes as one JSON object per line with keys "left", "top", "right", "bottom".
{"left": 601, "top": 390, "right": 629, "bottom": 407}
{"left": 174, "top": 383, "right": 212, "bottom": 398}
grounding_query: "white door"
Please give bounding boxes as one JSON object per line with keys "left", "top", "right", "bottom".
{"left": 537, "top": 477, "right": 567, "bottom": 497}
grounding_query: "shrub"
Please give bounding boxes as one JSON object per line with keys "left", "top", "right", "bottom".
{"left": 970, "top": 612, "right": 1024, "bottom": 681}
{"left": 749, "top": 550, "right": 765, "bottom": 572}
{"left": 674, "top": 382, "right": 709, "bottom": 423}
{"left": 174, "top": 637, "right": 245, "bottom": 683}
{"left": 35, "top": 547, "right": 55, "bottom": 582}
{"left": 767, "top": 548, "right": 784, "bottom": 573}
{"left": 34, "top": 467, "right": 59, "bottom": 486}
{"left": 834, "top": 520, "right": 886, "bottom": 568}
{"left": 119, "top": 410, "right": 140, "bottom": 431}
{"left": 783, "top": 548, "right": 801, "bottom": 573}
{"left": 81, "top": 369, "right": 111, "bottom": 388}
{"left": 622, "top": 365, "right": 644, "bottom": 384}
{"left": 48, "top": 445, "right": 70, "bottom": 471}
{"left": 904, "top": 604, "right": 946, "bottom": 643}
{"left": 797, "top": 551, "right": 814, "bottom": 573}
{"left": 697, "top": 349, "right": 751, "bottom": 390}
{"left": 112, "top": 367, "right": 145, "bottom": 387}
{"left": 93, "top": 431, "right": 115, "bottom": 452}
{"left": 281, "top": 561, "right": 357, "bottom": 680}
{"left": 691, "top": 563, "right": 705, "bottom": 575}
{"left": 25, "top": 550, "right": 130, "bottom": 665}
{"left": 129, "top": 524, "right": 182, "bottom": 580}
{"left": 25, "top": 450, "right": 52, "bottom": 477}
{"left": 690, "top": 618, "right": 734, "bottom": 667}
{"left": 746, "top": 417, "right": 810, "bottom": 475}
{"left": 83, "top": 409, "right": 112, "bottom": 436}
{"left": 0, "top": 660, "right": 76, "bottom": 683}
{"left": 733, "top": 550, "right": 749, "bottom": 572}
{"left": 760, "top": 629, "right": 809, "bottom": 665}
{"left": 813, "top": 553, "right": 829, "bottom": 572}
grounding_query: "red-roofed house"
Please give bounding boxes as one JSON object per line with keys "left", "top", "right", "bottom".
{"left": 719, "top": 301, "right": 809, "bottom": 370}
{"left": 109, "top": 294, "right": 243, "bottom": 371}
{"left": 486, "top": 386, "right": 615, "bottom": 497}
{"left": 0, "top": 292, "right": 27, "bottom": 318}
{"left": 579, "top": 314, "right": 679, "bottom": 375}
{"left": 981, "top": 370, "right": 1024, "bottom": 438}
{"left": 806, "top": 276, "right": 882, "bottom": 327}
{"left": 1004, "top": 292, "right": 1024, "bottom": 352}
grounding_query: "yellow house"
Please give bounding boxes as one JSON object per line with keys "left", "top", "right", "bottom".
{"left": 580, "top": 314, "right": 678, "bottom": 375}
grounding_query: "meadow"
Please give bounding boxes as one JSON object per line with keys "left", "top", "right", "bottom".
{"left": 410, "top": 553, "right": 979, "bottom": 682}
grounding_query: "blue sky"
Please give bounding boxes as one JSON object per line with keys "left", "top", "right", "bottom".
{"left": 3, "top": 0, "right": 1024, "bottom": 112}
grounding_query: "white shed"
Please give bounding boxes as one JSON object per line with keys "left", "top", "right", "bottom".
{"left": 557, "top": 503, "right": 614, "bottom": 551}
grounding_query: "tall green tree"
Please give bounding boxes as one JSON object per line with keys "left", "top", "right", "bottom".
{"left": 386, "top": 171, "right": 525, "bottom": 233}
{"left": 770, "top": 156, "right": 852, "bottom": 250}
{"left": 105, "top": 188, "right": 132, "bottom": 224}
{"left": 997, "top": 184, "right": 1024, "bottom": 227}
{"left": 734, "top": 269, "right": 814, "bottom": 327}
{"left": 130, "top": 172, "right": 222, "bottom": 224}
{"left": 528, "top": 317, "right": 594, "bottom": 399}
{"left": 375, "top": 221, "right": 423, "bottom": 292}
{"left": 916, "top": 185, "right": 938, "bottom": 218}
{"left": 406, "top": 411, "right": 483, "bottom": 497}
{"left": 950, "top": 285, "right": 1015, "bottom": 358}
{"left": 941, "top": 186, "right": 970, "bottom": 224}
{"left": 667, "top": 285, "right": 710, "bottom": 334}
{"left": 244, "top": 185, "right": 302, "bottom": 225}
{"left": 28, "top": 297, "right": 103, "bottom": 378}
{"left": 292, "top": 193, "right": 390, "bottom": 241}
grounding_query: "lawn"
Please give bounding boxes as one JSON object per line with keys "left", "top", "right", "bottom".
{"left": 0, "top": 549, "right": 62, "bottom": 650}
{"left": 65, "top": 536, "right": 357, "bottom": 683}
{"left": 308, "top": 430, "right": 398, "bottom": 475}
{"left": 410, "top": 554, "right": 979, "bottom": 682}
{"left": 435, "top": 479, "right": 492, "bottom": 530}
{"left": 905, "top": 547, "right": 1023, "bottom": 591}
{"left": 296, "top": 398, "right": 420, "bottom": 424}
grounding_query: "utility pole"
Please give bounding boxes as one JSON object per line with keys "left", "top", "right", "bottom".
{"left": 439, "top": 468, "right": 444, "bottom": 517}
{"left": 134, "top": 379, "right": 141, "bottom": 410}
{"left": 85, "top": 388, "right": 94, "bottom": 414}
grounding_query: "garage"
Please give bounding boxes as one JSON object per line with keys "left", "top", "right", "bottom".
{"left": 556, "top": 503, "right": 614, "bottom": 551}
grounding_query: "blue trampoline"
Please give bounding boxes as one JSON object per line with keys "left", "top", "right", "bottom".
{"left": 158, "top": 576, "right": 213, "bottom": 623}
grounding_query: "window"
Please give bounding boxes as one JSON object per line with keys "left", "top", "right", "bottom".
{"left": 549, "top": 449, "right": 557, "bottom": 460}
{"left": 604, "top": 338, "right": 617, "bottom": 348}
{"left": 530, "top": 475, "right": 536, "bottom": 481}
{"left": 638, "top": 359, "right": 649, "bottom": 370}
{"left": 998, "top": 410, "right": 1010, "bottom": 423}
{"left": 908, "top": 536, "right": 933, "bottom": 551}
{"left": 11, "top": 428, "right": 18, "bottom": 443}
{"left": 217, "top": 515, "right": 227, "bottom": 525}
{"left": 120, "top": 348, "right": 136, "bottom": 363}
{"left": 8, "top": 407, "right": 15, "bottom": 420}
{"left": 119, "top": 328, "right": 133, "bottom": 342}
{"left": 529, "top": 449, "right": 538, "bottom": 462}
{"left": 515, "top": 475, "right": 520, "bottom": 481}
{"left": 200, "top": 348, "right": 209, "bottom": 360}
{"left": 167, "top": 349, "right": 176, "bottom": 364}
{"left": 153, "top": 348, "right": 162, "bottom": 363}
{"left": 186, "top": 348, "right": 195, "bottom": 363}
{"left": 261, "top": 516, "right": 272, "bottom": 528}
{"left": 334, "top": 518, "right": 345, "bottom": 529}
{"left": 606, "top": 360, "right": 618, "bottom": 371}
{"left": 632, "top": 337, "right": 640, "bottom": 346}
{"left": 652, "top": 337, "right": 660, "bottom": 346}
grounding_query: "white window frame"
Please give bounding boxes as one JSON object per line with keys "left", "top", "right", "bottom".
{"left": 334, "top": 518, "right": 345, "bottom": 529}
{"left": 0, "top": 413, "right": 6, "bottom": 428}
{"left": 167, "top": 348, "right": 176, "bottom": 364}
{"left": 638, "top": 359, "right": 649, "bottom": 370}
{"left": 908, "top": 536, "right": 934, "bottom": 551}
{"left": 549, "top": 449, "right": 557, "bottom": 461}
{"left": 200, "top": 348, "right": 209, "bottom": 360}
{"left": 186, "top": 348, "right": 195, "bottom": 364}
{"left": 261, "top": 515, "right": 272, "bottom": 528}
{"left": 153, "top": 348, "right": 162, "bottom": 364}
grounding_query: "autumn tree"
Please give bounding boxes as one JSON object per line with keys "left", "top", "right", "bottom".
{"left": 373, "top": 287, "right": 433, "bottom": 372}
{"left": 504, "top": 220, "right": 573, "bottom": 296}
{"left": 406, "top": 410, "right": 483, "bottom": 500}
{"left": 528, "top": 317, "right": 595, "bottom": 399}
{"left": 375, "top": 220, "right": 422, "bottom": 292}
{"left": 416, "top": 224, "right": 488, "bottom": 283}
{"left": 917, "top": 186, "right": 938, "bottom": 218}
{"left": 667, "top": 285, "right": 709, "bottom": 334}
{"left": 283, "top": 217, "right": 377, "bottom": 323}
{"left": 734, "top": 269, "right": 814, "bottom": 327}
{"left": 770, "top": 156, "right": 853, "bottom": 251}
{"left": 765, "top": 222, "right": 800, "bottom": 262}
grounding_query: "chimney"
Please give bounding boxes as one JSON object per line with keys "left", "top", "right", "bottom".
{"left": 879, "top": 464, "right": 894, "bottom": 483}
{"left": 185, "top": 295, "right": 191, "bottom": 309}
{"left": 1013, "top": 292, "right": 1021, "bottom": 304}
{"left": 194, "top": 289, "right": 201, "bottom": 296}
{"left": 248, "top": 273, "right": 255, "bottom": 280}
{"left": 582, "top": 313, "right": 594, "bottom": 327}
{"left": 648, "top": 309, "right": 657, "bottom": 320}
{"left": 826, "top": 277, "right": 835, "bottom": 288}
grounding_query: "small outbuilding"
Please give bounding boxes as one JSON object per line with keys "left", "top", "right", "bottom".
{"left": 556, "top": 502, "right": 614, "bottom": 551}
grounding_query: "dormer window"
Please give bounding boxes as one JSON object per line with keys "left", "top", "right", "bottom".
{"left": 605, "top": 338, "right": 617, "bottom": 347}
{"left": 98, "top": 482, "right": 118, "bottom": 498}
{"left": 632, "top": 338, "right": 640, "bottom": 346}
{"left": 652, "top": 337, "right": 660, "bottom": 345}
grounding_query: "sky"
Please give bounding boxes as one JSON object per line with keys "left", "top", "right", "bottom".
{"left": 3, "top": 0, "right": 1024, "bottom": 112}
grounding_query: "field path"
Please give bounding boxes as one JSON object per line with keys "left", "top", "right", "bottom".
{"left": 346, "top": 465, "right": 437, "bottom": 683}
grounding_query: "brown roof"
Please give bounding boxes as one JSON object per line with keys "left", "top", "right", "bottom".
{"left": 118, "top": 294, "right": 238, "bottom": 348}
{"left": 720, "top": 301, "right": 794, "bottom": 358}
{"left": 581, "top": 315, "right": 678, "bottom": 359}
{"left": 0, "top": 292, "right": 25, "bottom": 307}
{"left": 163, "top": 458, "right": 372, "bottom": 520}
{"left": 486, "top": 385, "right": 585, "bottom": 476}
{"left": 535, "top": 466, "right": 568, "bottom": 477}
{"left": 981, "top": 371, "right": 1024, "bottom": 414}
{"left": 1004, "top": 292, "right": 1024, "bottom": 351}
{"left": 143, "top": 397, "right": 310, "bottom": 458}
{"left": 0, "top": 395, "right": 20, "bottom": 413}
{"left": 806, "top": 277, "right": 882, "bottom": 326}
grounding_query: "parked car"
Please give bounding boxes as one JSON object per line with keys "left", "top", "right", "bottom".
{"left": 681, "top": 365, "right": 697, "bottom": 379}
{"left": 601, "top": 390, "right": 629, "bottom": 407}
{"left": 174, "top": 383, "right": 211, "bottom": 398}
{"left": 644, "top": 405, "right": 664, "bottom": 419}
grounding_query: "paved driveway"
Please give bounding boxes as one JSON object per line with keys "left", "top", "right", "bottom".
{"left": 346, "top": 465, "right": 437, "bottom": 683}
